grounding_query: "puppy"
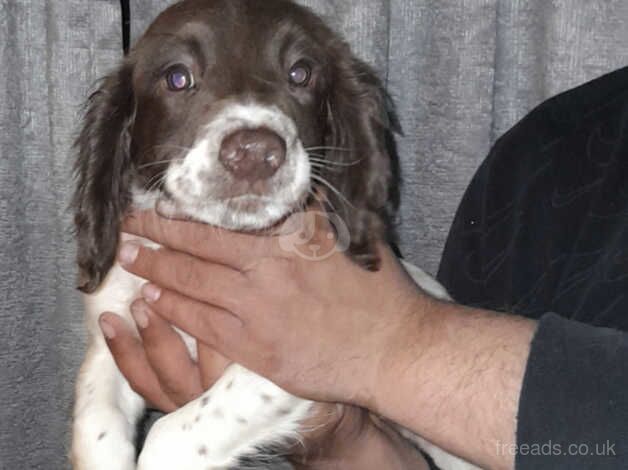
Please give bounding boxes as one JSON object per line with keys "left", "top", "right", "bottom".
{"left": 71, "top": 1, "right": 478, "bottom": 469}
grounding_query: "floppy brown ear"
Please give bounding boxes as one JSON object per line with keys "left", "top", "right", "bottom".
{"left": 323, "top": 51, "right": 401, "bottom": 269}
{"left": 72, "top": 63, "right": 135, "bottom": 293}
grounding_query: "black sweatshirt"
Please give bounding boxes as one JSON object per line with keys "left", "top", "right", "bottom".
{"left": 438, "top": 66, "right": 628, "bottom": 469}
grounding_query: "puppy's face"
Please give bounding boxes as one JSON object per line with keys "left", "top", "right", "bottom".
{"left": 74, "top": 0, "right": 399, "bottom": 292}
{"left": 131, "top": 1, "right": 333, "bottom": 229}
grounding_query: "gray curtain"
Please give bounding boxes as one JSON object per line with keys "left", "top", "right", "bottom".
{"left": 1, "top": 1, "right": 628, "bottom": 468}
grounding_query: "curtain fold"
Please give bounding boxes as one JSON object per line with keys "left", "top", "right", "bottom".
{"left": 1, "top": 1, "right": 628, "bottom": 468}
{"left": 1, "top": 1, "right": 122, "bottom": 468}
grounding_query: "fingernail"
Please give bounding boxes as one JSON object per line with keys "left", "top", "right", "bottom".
{"left": 141, "top": 283, "right": 162, "bottom": 303}
{"left": 99, "top": 316, "right": 116, "bottom": 339}
{"left": 131, "top": 303, "right": 150, "bottom": 329}
{"left": 119, "top": 242, "right": 140, "bottom": 266}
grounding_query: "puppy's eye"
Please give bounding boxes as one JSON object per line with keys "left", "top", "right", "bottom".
{"left": 164, "top": 65, "right": 194, "bottom": 91}
{"left": 288, "top": 61, "right": 312, "bottom": 87}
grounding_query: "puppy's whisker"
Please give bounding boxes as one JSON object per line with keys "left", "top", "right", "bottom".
{"left": 308, "top": 156, "right": 363, "bottom": 167}
{"left": 307, "top": 153, "right": 334, "bottom": 162}
{"left": 308, "top": 187, "right": 337, "bottom": 212}
{"left": 144, "top": 172, "right": 162, "bottom": 191}
{"left": 150, "top": 144, "right": 194, "bottom": 151}
{"left": 310, "top": 174, "right": 355, "bottom": 211}
{"left": 305, "top": 146, "right": 351, "bottom": 152}
{"left": 145, "top": 179, "right": 163, "bottom": 194}
{"left": 318, "top": 189, "right": 336, "bottom": 211}
{"left": 309, "top": 156, "right": 362, "bottom": 166}
{"left": 309, "top": 159, "right": 344, "bottom": 168}
{"left": 135, "top": 144, "right": 191, "bottom": 162}
{"left": 135, "top": 158, "right": 183, "bottom": 170}
{"left": 144, "top": 170, "right": 168, "bottom": 193}
{"left": 307, "top": 153, "right": 335, "bottom": 160}
{"left": 310, "top": 162, "right": 341, "bottom": 174}
{"left": 251, "top": 73, "right": 275, "bottom": 86}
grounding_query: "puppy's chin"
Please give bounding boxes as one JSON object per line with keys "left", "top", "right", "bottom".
{"left": 155, "top": 194, "right": 302, "bottom": 232}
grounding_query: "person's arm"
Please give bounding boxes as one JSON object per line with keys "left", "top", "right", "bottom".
{"left": 370, "top": 295, "right": 535, "bottom": 469}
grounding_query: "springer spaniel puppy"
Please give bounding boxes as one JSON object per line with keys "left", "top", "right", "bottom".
{"left": 71, "top": 1, "right": 478, "bottom": 469}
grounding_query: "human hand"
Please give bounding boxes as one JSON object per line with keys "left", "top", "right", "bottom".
{"left": 107, "top": 207, "right": 426, "bottom": 408}
{"left": 102, "top": 308, "right": 428, "bottom": 469}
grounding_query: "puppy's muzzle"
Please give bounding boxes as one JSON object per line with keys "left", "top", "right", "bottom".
{"left": 219, "top": 127, "right": 287, "bottom": 182}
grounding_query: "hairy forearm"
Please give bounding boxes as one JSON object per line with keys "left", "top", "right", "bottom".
{"left": 370, "top": 296, "right": 537, "bottom": 470}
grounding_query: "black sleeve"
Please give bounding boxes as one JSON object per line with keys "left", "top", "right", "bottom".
{"left": 437, "top": 66, "right": 628, "bottom": 469}
{"left": 515, "top": 313, "right": 628, "bottom": 468}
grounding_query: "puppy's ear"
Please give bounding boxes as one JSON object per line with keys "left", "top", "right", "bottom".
{"left": 324, "top": 52, "right": 401, "bottom": 269}
{"left": 72, "top": 63, "right": 135, "bottom": 293}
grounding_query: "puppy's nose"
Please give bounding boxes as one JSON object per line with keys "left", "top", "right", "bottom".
{"left": 219, "top": 128, "right": 286, "bottom": 182}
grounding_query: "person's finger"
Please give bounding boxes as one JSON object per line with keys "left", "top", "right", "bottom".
{"left": 139, "top": 283, "right": 246, "bottom": 355}
{"left": 118, "top": 243, "right": 246, "bottom": 310}
{"left": 129, "top": 299, "right": 204, "bottom": 407}
{"left": 197, "top": 342, "right": 231, "bottom": 389}
{"left": 121, "top": 210, "right": 283, "bottom": 269}
{"left": 98, "top": 312, "right": 178, "bottom": 412}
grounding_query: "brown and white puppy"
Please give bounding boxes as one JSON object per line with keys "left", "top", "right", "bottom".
{"left": 71, "top": 1, "right": 477, "bottom": 469}
{"left": 73, "top": 0, "right": 399, "bottom": 294}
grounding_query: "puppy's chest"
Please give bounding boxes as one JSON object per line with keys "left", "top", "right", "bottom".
{"left": 84, "top": 234, "right": 197, "bottom": 359}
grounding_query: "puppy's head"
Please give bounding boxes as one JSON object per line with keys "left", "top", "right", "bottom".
{"left": 73, "top": 0, "right": 400, "bottom": 292}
